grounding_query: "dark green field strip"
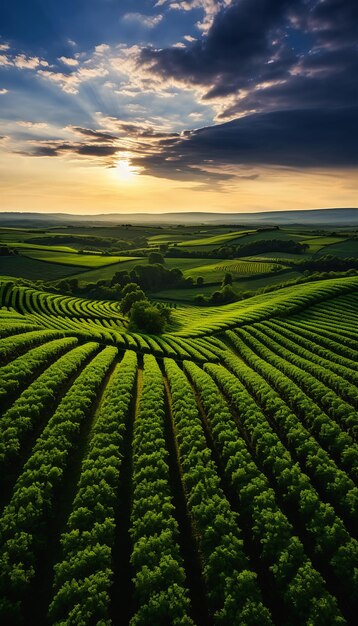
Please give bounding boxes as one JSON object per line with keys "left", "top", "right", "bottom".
{"left": 0, "top": 337, "right": 78, "bottom": 409}
{"left": 261, "top": 320, "right": 358, "bottom": 386}
{"left": 0, "top": 322, "right": 40, "bottom": 339}
{"left": 231, "top": 325, "right": 358, "bottom": 440}
{"left": 248, "top": 321, "right": 358, "bottom": 414}
{"left": 48, "top": 350, "right": 137, "bottom": 625}
{"left": 227, "top": 329, "right": 357, "bottom": 480}
{"left": 128, "top": 355, "right": 194, "bottom": 626}
{"left": 285, "top": 319, "right": 358, "bottom": 354}
{"left": 164, "top": 358, "right": 273, "bottom": 625}
{"left": 224, "top": 332, "right": 357, "bottom": 524}
{"left": 206, "top": 359, "right": 358, "bottom": 616}
{"left": 269, "top": 319, "right": 358, "bottom": 374}
{"left": 1, "top": 283, "right": 124, "bottom": 322}
{"left": 295, "top": 311, "right": 358, "bottom": 341}
{"left": 0, "top": 329, "right": 68, "bottom": 364}
{"left": 0, "top": 346, "right": 117, "bottom": 623}
{"left": 0, "top": 256, "right": 84, "bottom": 281}
{"left": 184, "top": 360, "right": 345, "bottom": 625}
{"left": 0, "top": 342, "right": 100, "bottom": 499}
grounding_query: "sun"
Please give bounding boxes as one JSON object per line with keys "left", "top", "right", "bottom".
{"left": 114, "top": 159, "right": 138, "bottom": 181}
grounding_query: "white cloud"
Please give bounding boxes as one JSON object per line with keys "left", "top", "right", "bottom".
{"left": 14, "top": 54, "right": 42, "bottom": 69}
{"left": 17, "top": 121, "right": 48, "bottom": 128}
{"left": 58, "top": 56, "right": 79, "bottom": 66}
{"left": 122, "top": 12, "right": 163, "bottom": 28}
{"left": 0, "top": 54, "right": 12, "bottom": 66}
{"left": 0, "top": 88, "right": 8, "bottom": 95}
{"left": 0, "top": 43, "right": 10, "bottom": 51}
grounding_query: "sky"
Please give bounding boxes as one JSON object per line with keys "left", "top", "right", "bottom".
{"left": 0, "top": 0, "right": 357, "bottom": 214}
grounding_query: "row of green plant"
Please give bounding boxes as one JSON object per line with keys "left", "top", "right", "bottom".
{"left": 164, "top": 358, "right": 273, "bottom": 624}
{"left": 269, "top": 319, "right": 358, "bottom": 377}
{"left": 206, "top": 360, "right": 358, "bottom": 605}
{"left": 49, "top": 350, "right": 138, "bottom": 625}
{"left": 0, "top": 346, "right": 117, "bottom": 622}
{"left": 0, "top": 328, "right": 67, "bottom": 363}
{"left": 185, "top": 360, "right": 345, "bottom": 624}
{"left": 0, "top": 337, "right": 78, "bottom": 406}
{"left": 129, "top": 355, "right": 193, "bottom": 626}
{"left": 225, "top": 330, "right": 357, "bottom": 522}
{"left": 235, "top": 324, "right": 358, "bottom": 440}
{"left": 259, "top": 318, "right": 358, "bottom": 392}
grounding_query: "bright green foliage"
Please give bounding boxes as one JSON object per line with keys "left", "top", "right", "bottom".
{"left": 0, "top": 273, "right": 357, "bottom": 624}
{"left": 0, "top": 346, "right": 117, "bottom": 621}
{"left": 129, "top": 354, "right": 193, "bottom": 626}
{"left": 184, "top": 360, "right": 345, "bottom": 624}
{"left": 0, "top": 341, "right": 99, "bottom": 467}
{"left": 164, "top": 358, "right": 273, "bottom": 625}
{"left": 49, "top": 350, "right": 137, "bottom": 625}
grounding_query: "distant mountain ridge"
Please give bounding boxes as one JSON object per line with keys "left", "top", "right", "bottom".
{"left": 0, "top": 208, "right": 357, "bottom": 226}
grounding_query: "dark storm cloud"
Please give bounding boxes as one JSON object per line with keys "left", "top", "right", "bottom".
{"left": 130, "top": 107, "right": 358, "bottom": 183}
{"left": 140, "top": 1, "right": 358, "bottom": 100}
{"left": 71, "top": 127, "right": 118, "bottom": 142}
{"left": 132, "top": 0, "right": 358, "bottom": 184}
{"left": 140, "top": 0, "right": 295, "bottom": 97}
{"left": 18, "top": 141, "right": 121, "bottom": 159}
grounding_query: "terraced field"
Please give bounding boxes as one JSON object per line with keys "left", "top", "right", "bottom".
{"left": 183, "top": 259, "right": 284, "bottom": 282}
{"left": 0, "top": 276, "right": 357, "bottom": 625}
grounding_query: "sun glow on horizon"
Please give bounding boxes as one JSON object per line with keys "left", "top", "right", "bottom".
{"left": 114, "top": 159, "right": 139, "bottom": 182}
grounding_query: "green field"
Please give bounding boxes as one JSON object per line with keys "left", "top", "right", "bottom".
{"left": 0, "top": 275, "right": 357, "bottom": 624}
{"left": 21, "top": 250, "right": 138, "bottom": 268}
{"left": 183, "top": 259, "right": 284, "bottom": 282}
{"left": 316, "top": 238, "right": 358, "bottom": 257}
{"left": 153, "top": 270, "right": 300, "bottom": 302}
{"left": 176, "top": 229, "right": 254, "bottom": 247}
{"left": 301, "top": 236, "right": 346, "bottom": 252}
{"left": 0, "top": 256, "right": 86, "bottom": 280}
{"left": 71, "top": 257, "right": 220, "bottom": 283}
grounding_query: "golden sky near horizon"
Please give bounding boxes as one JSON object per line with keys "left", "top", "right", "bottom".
{"left": 1, "top": 152, "right": 357, "bottom": 214}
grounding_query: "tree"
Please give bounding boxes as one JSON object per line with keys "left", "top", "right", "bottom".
{"left": 129, "top": 301, "right": 170, "bottom": 334}
{"left": 120, "top": 288, "right": 147, "bottom": 315}
{"left": 121, "top": 282, "right": 140, "bottom": 297}
{"left": 223, "top": 272, "right": 233, "bottom": 286}
{"left": 148, "top": 251, "right": 164, "bottom": 265}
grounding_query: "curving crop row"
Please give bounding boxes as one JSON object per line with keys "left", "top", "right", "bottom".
{"left": 129, "top": 354, "right": 194, "bottom": 626}
{"left": 251, "top": 322, "right": 358, "bottom": 408}
{"left": 0, "top": 337, "right": 78, "bottom": 406}
{"left": 233, "top": 325, "right": 358, "bottom": 439}
{"left": 164, "top": 357, "right": 273, "bottom": 625}
{"left": 184, "top": 360, "right": 345, "bottom": 624}
{"left": 224, "top": 331, "right": 357, "bottom": 523}
{"left": 227, "top": 328, "right": 357, "bottom": 475}
{"left": 0, "top": 346, "right": 117, "bottom": 622}
{"left": 0, "top": 341, "right": 99, "bottom": 469}
{"left": 49, "top": 350, "right": 138, "bottom": 625}
{"left": 205, "top": 360, "right": 358, "bottom": 606}
{"left": 269, "top": 319, "right": 358, "bottom": 373}
{"left": 0, "top": 329, "right": 68, "bottom": 364}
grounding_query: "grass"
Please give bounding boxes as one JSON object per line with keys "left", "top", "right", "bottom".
{"left": 183, "top": 259, "right": 284, "bottom": 282}
{"left": 153, "top": 270, "right": 301, "bottom": 302}
{"left": 176, "top": 229, "right": 255, "bottom": 247}
{"left": 11, "top": 242, "right": 78, "bottom": 253}
{"left": 71, "top": 257, "right": 220, "bottom": 283}
{"left": 21, "top": 250, "right": 138, "bottom": 268}
{"left": 315, "top": 238, "right": 358, "bottom": 258}
{"left": 300, "top": 236, "right": 346, "bottom": 252}
{"left": 0, "top": 257, "right": 86, "bottom": 280}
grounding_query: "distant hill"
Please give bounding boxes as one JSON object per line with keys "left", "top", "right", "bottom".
{"left": 0, "top": 208, "right": 357, "bottom": 227}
